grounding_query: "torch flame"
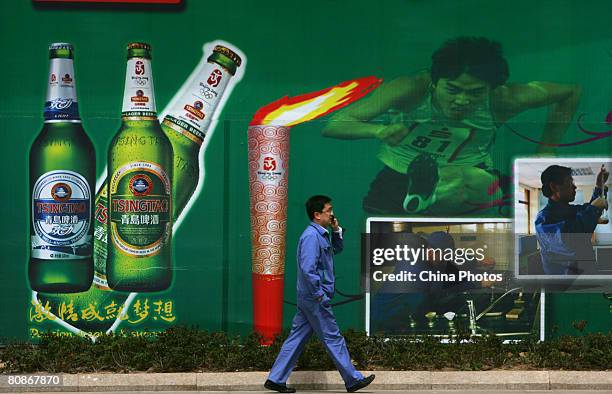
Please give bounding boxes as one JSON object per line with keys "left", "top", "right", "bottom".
{"left": 250, "top": 76, "right": 382, "bottom": 126}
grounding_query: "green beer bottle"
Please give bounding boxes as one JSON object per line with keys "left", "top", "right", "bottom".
{"left": 107, "top": 42, "right": 173, "bottom": 292}
{"left": 92, "top": 45, "right": 241, "bottom": 288}
{"left": 29, "top": 43, "right": 95, "bottom": 293}
{"left": 161, "top": 45, "right": 242, "bottom": 218}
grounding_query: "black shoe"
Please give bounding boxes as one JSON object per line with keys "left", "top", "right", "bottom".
{"left": 346, "top": 374, "right": 375, "bottom": 393}
{"left": 403, "top": 153, "right": 439, "bottom": 213}
{"left": 264, "top": 379, "right": 296, "bottom": 393}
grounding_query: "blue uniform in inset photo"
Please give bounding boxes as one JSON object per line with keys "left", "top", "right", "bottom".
{"left": 535, "top": 187, "right": 603, "bottom": 275}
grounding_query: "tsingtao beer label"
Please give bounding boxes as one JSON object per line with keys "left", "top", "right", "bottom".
{"left": 162, "top": 62, "right": 232, "bottom": 145}
{"left": 31, "top": 170, "right": 92, "bottom": 260}
{"left": 109, "top": 161, "right": 171, "bottom": 258}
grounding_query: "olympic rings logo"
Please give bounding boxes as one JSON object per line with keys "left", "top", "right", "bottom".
{"left": 199, "top": 86, "right": 217, "bottom": 100}
{"left": 259, "top": 173, "right": 279, "bottom": 181}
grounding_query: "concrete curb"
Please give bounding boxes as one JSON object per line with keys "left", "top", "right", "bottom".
{"left": 0, "top": 371, "right": 610, "bottom": 392}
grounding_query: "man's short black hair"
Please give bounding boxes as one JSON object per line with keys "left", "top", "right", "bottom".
{"left": 541, "top": 165, "right": 573, "bottom": 198}
{"left": 306, "top": 195, "right": 331, "bottom": 220}
{"left": 431, "top": 36, "right": 509, "bottom": 89}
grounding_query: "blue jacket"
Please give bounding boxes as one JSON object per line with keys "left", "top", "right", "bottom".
{"left": 296, "top": 222, "right": 343, "bottom": 301}
{"left": 535, "top": 188, "right": 603, "bottom": 275}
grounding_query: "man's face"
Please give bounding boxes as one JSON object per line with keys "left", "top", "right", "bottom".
{"left": 432, "top": 73, "right": 491, "bottom": 120}
{"left": 315, "top": 203, "right": 334, "bottom": 227}
{"left": 554, "top": 175, "right": 577, "bottom": 203}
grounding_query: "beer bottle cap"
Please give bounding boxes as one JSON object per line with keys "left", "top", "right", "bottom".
{"left": 49, "top": 43, "right": 74, "bottom": 51}
{"left": 212, "top": 45, "right": 242, "bottom": 67}
{"left": 127, "top": 42, "right": 152, "bottom": 51}
{"left": 48, "top": 43, "right": 74, "bottom": 59}
{"left": 127, "top": 42, "right": 152, "bottom": 59}
{"left": 208, "top": 45, "right": 242, "bottom": 75}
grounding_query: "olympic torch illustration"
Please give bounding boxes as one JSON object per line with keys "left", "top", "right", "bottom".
{"left": 248, "top": 77, "right": 381, "bottom": 343}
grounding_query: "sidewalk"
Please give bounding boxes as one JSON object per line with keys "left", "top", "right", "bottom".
{"left": 1, "top": 371, "right": 611, "bottom": 392}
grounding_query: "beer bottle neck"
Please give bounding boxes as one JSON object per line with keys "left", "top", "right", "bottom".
{"left": 121, "top": 57, "right": 157, "bottom": 120}
{"left": 120, "top": 118, "right": 161, "bottom": 129}
{"left": 44, "top": 57, "right": 80, "bottom": 123}
{"left": 161, "top": 58, "right": 235, "bottom": 146}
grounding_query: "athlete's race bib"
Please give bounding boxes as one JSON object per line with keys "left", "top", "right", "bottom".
{"left": 404, "top": 122, "right": 473, "bottom": 162}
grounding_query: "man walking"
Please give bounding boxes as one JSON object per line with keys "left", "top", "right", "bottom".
{"left": 265, "top": 195, "right": 375, "bottom": 393}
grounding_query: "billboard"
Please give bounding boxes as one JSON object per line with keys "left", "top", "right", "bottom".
{"left": 1, "top": 0, "right": 611, "bottom": 343}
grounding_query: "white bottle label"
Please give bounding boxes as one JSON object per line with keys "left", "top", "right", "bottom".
{"left": 44, "top": 58, "right": 80, "bottom": 122}
{"left": 122, "top": 58, "right": 157, "bottom": 117}
{"left": 162, "top": 61, "right": 231, "bottom": 145}
{"left": 31, "top": 170, "right": 92, "bottom": 260}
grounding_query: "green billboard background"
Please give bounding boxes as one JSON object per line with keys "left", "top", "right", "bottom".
{"left": 1, "top": 0, "right": 611, "bottom": 341}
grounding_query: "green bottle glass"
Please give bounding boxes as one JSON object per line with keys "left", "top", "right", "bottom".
{"left": 92, "top": 45, "right": 241, "bottom": 288}
{"left": 29, "top": 43, "right": 95, "bottom": 293}
{"left": 107, "top": 42, "right": 174, "bottom": 292}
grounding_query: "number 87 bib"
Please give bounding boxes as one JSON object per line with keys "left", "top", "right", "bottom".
{"left": 404, "top": 122, "right": 474, "bottom": 163}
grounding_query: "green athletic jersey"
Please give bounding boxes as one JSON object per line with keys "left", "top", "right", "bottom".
{"left": 378, "top": 90, "right": 496, "bottom": 173}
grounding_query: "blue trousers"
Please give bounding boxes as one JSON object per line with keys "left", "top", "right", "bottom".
{"left": 268, "top": 297, "right": 363, "bottom": 387}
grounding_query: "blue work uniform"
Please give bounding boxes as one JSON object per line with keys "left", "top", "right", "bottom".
{"left": 535, "top": 188, "right": 603, "bottom": 275}
{"left": 268, "top": 222, "right": 364, "bottom": 388}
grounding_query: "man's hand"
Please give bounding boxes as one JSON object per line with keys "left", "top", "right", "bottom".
{"left": 330, "top": 216, "right": 340, "bottom": 232}
{"left": 596, "top": 164, "right": 609, "bottom": 189}
{"left": 591, "top": 197, "right": 608, "bottom": 210}
{"left": 375, "top": 123, "right": 413, "bottom": 146}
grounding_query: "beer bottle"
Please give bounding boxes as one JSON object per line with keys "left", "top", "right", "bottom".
{"left": 29, "top": 43, "right": 95, "bottom": 293}
{"left": 107, "top": 42, "right": 173, "bottom": 292}
{"left": 92, "top": 45, "right": 241, "bottom": 288}
{"left": 161, "top": 45, "right": 242, "bottom": 217}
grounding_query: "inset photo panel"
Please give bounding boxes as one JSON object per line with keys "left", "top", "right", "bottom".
{"left": 365, "top": 217, "right": 544, "bottom": 340}
{"left": 514, "top": 158, "right": 612, "bottom": 280}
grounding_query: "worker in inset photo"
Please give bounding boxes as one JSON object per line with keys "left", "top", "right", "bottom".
{"left": 535, "top": 164, "right": 608, "bottom": 275}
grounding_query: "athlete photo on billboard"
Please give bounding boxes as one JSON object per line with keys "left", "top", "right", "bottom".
{"left": 322, "top": 37, "right": 582, "bottom": 216}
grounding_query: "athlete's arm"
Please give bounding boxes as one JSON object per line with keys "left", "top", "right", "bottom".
{"left": 492, "top": 82, "right": 582, "bottom": 154}
{"left": 321, "top": 72, "right": 430, "bottom": 146}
